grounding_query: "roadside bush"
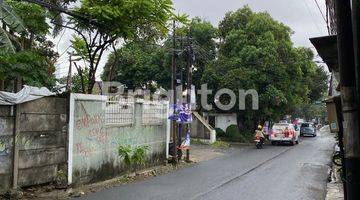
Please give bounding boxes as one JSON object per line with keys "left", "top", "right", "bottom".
{"left": 225, "top": 125, "right": 253, "bottom": 143}
{"left": 225, "top": 125, "right": 242, "bottom": 142}
{"left": 238, "top": 131, "right": 253, "bottom": 143}
{"left": 215, "top": 128, "right": 226, "bottom": 138}
{"left": 118, "top": 145, "right": 150, "bottom": 172}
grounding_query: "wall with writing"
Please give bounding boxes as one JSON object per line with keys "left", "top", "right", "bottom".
{"left": 70, "top": 96, "right": 168, "bottom": 185}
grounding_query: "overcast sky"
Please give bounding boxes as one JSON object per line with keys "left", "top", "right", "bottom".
{"left": 54, "top": 0, "right": 328, "bottom": 79}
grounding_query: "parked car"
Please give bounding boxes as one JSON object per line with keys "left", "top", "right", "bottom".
{"left": 300, "top": 122, "right": 317, "bottom": 137}
{"left": 269, "top": 123, "right": 300, "bottom": 145}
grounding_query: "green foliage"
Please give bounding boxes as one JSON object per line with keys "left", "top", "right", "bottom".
{"left": 132, "top": 146, "right": 149, "bottom": 166}
{"left": 201, "top": 6, "right": 328, "bottom": 132}
{"left": 211, "top": 141, "right": 230, "bottom": 149}
{"left": 0, "top": 1, "right": 25, "bottom": 52}
{"left": 68, "top": 0, "right": 176, "bottom": 93}
{"left": 215, "top": 128, "right": 226, "bottom": 138}
{"left": 59, "top": 67, "right": 90, "bottom": 93}
{"left": 294, "top": 102, "right": 327, "bottom": 121}
{"left": 224, "top": 125, "right": 253, "bottom": 143}
{"left": 0, "top": 27, "right": 15, "bottom": 53}
{"left": 102, "top": 42, "right": 170, "bottom": 90}
{"left": 118, "top": 145, "right": 133, "bottom": 167}
{"left": 308, "top": 66, "right": 329, "bottom": 102}
{"left": 71, "top": 35, "right": 92, "bottom": 63}
{"left": 102, "top": 17, "right": 217, "bottom": 91}
{"left": 75, "top": 0, "right": 174, "bottom": 39}
{"left": 7, "top": 0, "right": 49, "bottom": 37}
{"left": 0, "top": 1, "right": 25, "bottom": 33}
{"left": 72, "top": 68, "right": 90, "bottom": 93}
{"left": 0, "top": 50, "right": 56, "bottom": 88}
{"left": 54, "top": 170, "right": 67, "bottom": 187}
{"left": 118, "top": 145, "right": 150, "bottom": 171}
{"left": 0, "top": 1, "right": 57, "bottom": 90}
{"left": 225, "top": 125, "right": 241, "bottom": 142}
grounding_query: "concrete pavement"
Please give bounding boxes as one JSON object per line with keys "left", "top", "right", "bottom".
{"left": 77, "top": 128, "right": 335, "bottom": 200}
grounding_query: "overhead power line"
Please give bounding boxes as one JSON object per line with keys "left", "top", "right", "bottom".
{"left": 313, "top": 0, "right": 327, "bottom": 24}
{"left": 302, "top": 0, "right": 323, "bottom": 34}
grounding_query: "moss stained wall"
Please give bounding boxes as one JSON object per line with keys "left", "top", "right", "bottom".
{"left": 71, "top": 98, "right": 167, "bottom": 185}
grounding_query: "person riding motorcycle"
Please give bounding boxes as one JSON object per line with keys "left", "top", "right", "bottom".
{"left": 255, "top": 125, "right": 265, "bottom": 141}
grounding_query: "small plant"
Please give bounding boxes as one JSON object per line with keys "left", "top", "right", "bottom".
{"left": 215, "top": 128, "right": 226, "bottom": 138}
{"left": 54, "top": 170, "right": 67, "bottom": 188}
{"left": 118, "top": 145, "right": 150, "bottom": 172}
{"left": 225, "top": 125, "right": 242, "bottom": 142}
{"left": 211, "top": 141, "right": 230, "bottom": 149}
{"left": 118, "top": 145, "right": 133, "bottom": 167}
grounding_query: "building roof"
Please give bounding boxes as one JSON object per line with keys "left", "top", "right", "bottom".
{"left": 310, "top": 35, "right": 338, "bottom": 72}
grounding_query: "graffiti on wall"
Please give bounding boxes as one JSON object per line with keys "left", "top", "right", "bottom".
{"left": 76, "top": 113, "right": 108, "bottom": 145}
{"left": 75, "top": 142, "right": 95, "bottom": 157}
{"left": 76, "top": 114, "right": 103, "bottom": 130}
{"left": 73, "top": 101, "right": 110, "bottom": 162}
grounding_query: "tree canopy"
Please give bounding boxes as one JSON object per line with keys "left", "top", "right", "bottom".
{"left": 101, "top": 7, "right": 327, "bottom": 131}
{"left": 0, "top": 0, "right": 57, "bottom": 90}
{"left": 67, "top": 0, "right": 176, "bottom": 93}
{"left": 102, "top": 17, "right": 217, "bottom": 91}
{"left": 202, "top": 6, "right": 328, "bottom": 131}
{"left": 0, "top": 2, "right": 328, "bottom": 131}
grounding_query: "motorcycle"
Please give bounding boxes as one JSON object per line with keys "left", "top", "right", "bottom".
{"left": 254, "top": 136, "right": 264, "bottom": 149}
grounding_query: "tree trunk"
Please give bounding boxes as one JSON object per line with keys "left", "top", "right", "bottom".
{"left": 74, "top": 63, "right": 86, "bottom": 93}
{"left": 14, "top": 77, "right": 22, "bottom": 92}
{"left": 236, "top": 114, "right": 245, "bottom": 132}
{"left": 87, "top": 74, "right": 95, "bottom": 94}
{"left": 0, "top": 80, "right": 4, "bottom": 91}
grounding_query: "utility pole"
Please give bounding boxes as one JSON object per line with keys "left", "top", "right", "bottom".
{"left": 66, "top": 53, "right": 73, "bottom": 92}
{"left": 335, "top": 0, "right": 360, "bottom": 199}
{"left": 186, "top": 32, "right": 193, "bottom": 162}
{"left": 352, "top": 0, "right": 360, "bottom": 107}
{"left": 350, "top": 1, "right": 360, "bottom": 199}
{"left": 171, "top": 20, "right": 178, "bottom": 164}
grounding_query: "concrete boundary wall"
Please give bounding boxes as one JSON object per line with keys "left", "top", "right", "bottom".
{"left": 0, "top": 96, "right": 68, "bottom": 193}
{"left": 68, "top": 94, "right": 170, "bottom": 185}
{"left": 0, "top": 94, "right": 169, "bottom": 192}
{"left": 0, "top": 105, "right": 14, "bottom": 193}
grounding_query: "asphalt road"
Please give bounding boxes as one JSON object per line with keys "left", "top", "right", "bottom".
{"left": 78, "top": 128, "right": 335, "bottom": 200}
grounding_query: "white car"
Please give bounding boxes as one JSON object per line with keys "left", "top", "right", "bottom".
{"left": 269, "top": 123, "right": 300, "bottom": 145}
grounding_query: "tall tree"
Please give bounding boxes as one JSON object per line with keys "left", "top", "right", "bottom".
{"left": 201, "top": 6, "right": 328, "bottom": 132}
{"left": 0, "top": 0, "right": 57, "bottom": 90}
{"left": 102, "top": 42, "right": 170, "bottom": 91}
{"left": 64, "top": 0, "right": 176, "bottom": 93}
{"left": 102, "top": 17, "right": 217, "bottom": 91}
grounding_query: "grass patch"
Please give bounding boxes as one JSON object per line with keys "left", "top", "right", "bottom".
{"left": 211, "top": 141, "right": 230, "bottom": 149}
{"left": 191, "top": 139, "right": 207, "bottom": 145}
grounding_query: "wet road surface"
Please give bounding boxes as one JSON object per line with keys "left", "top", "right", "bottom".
{"left": 77, "top": 128, "right": 335, "bottom": 200}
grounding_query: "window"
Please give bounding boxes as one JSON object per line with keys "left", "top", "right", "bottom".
{"left": 105, "top": 99, "right": 134, "bottom": 126}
